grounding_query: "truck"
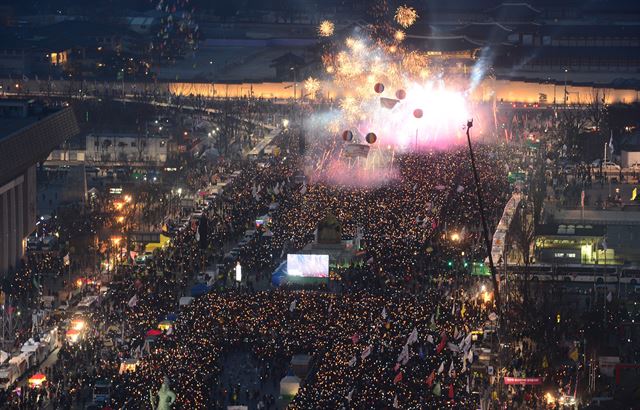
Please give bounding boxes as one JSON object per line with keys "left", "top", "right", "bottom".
{"left": 0, "top": 363, "right": 20, "bottom": 390}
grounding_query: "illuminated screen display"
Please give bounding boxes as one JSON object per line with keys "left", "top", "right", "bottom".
{"left": 287, "top": 254, "right": 329, "bottom": 278}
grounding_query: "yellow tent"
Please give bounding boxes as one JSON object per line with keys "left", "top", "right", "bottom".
{"left": 145, "top": 234, "right": 171, "bottom": 253}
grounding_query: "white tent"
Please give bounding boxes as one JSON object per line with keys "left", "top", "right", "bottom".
{"left": 179, "top": 297, "right": 194, "bottom": 307}
{"left": 280, "top": 375, "right": 301, "bottom": 397}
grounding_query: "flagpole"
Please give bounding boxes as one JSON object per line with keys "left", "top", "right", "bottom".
{"left": 465, "top": 120, "right": 502, "bottom": 314}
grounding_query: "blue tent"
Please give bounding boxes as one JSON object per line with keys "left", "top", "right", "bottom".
{"left": 271, "top": 260, "right": 288, "bottom": 287}
{"left": 191, "top": 283, "right": 210, "bottom": 297}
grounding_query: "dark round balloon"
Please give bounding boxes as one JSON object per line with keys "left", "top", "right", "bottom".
{"left": 395, "top": 89, "right": 406, "bottom": 100}
{"left": 413, "top": 108, "right": 423, "bottom": 118}
{"left": 365, "top": 132, "right": 377, "bottom": 144}
{"left": 342, "top": 130, "right": 353, "bottom": 142}
{"left": 374, "top": 83, "right": 385, "bottom": 93}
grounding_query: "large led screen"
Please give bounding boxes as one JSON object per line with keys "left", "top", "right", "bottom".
{"left": 287, "top": 254, "right": 329, "bottom": 278}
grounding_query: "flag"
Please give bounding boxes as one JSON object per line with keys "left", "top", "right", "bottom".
{"left": 166, "top": 326, "right": 173, "bottom": 336}
{"left": 437, "top": 361, "right": 445, "bottom": 374}
{"left": 460, "top": 303, "right": 466, "bottom": 318}
{"left": 351, "top": 333, "right": 360, "bottom": 344}
{"left": 289, "top": 300, "right": 297, "bottom": 312}
{"left": 609, "top": 132, "right": 614, "bottom": 152}
{"left": 127, "top": 295, "right": 138, "bottom": 307}
{"left": 381, "top": 307, "right": 387, "bottom": 320}
{"left": 436, "top": 334, "right": 448, "bottom": 354}
{"left": 299, "top": 181, "right": 307, "bottom": 195}
{"left": 427, "top": 334, "right": 434, "bottom": 344}
{"left": 433, "top": 381, "right": 441, "bottom": 396}
{"left": 361, "top": 345, "right": 372, "bottom": 360}
{"left": 407, "top": 327, "right": 418, "bottom": 345}
{"left": 467, "top": 349, "right": 474, "bottom": 364}
{"left": 394, "top": 362, "right": 401, "bottom": 372}
{"left": 466, "top": 375, "right": 471, "bottom": 394}
{"left": 426, "top": 370, "right": 435, "bottom": 387}
{"left": 447, "top": 342, "right": 460, "bottom": 353}
{"left": 396, "top": 345, "right": 409, "bottom": 363}
{"left": 393, "top": 371, "right": 403, "bottom": 384}
{"left": 569, "top": 346, "right": 579, "bottom": 362}
{"left": 347, "top": 389, "right": 354, "bottom": 402}
{"left": 448, "top": 383, "right": 454, "bottom": 400}
{"left": 632, "top": 187, "right": 638, "bottom": 201}
{"left": 461, "top": 353, "right": 467, "bottom": 373}
{"left": 393, "top": 395, "right": 399, "bottom": 408}
{"left": 448, "top": 360, "right": 456, "bottom": 377}
{"left": 348, "top": 355, "right": 357, "bottom": 367}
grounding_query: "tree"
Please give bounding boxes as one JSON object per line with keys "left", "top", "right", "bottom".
{"left": 586, "top": 88, "right": 608, "bottom": 132}
{"left": 558, "top": 106, "right": 589, "bottom": 159}
{"left": 511, "top": 201, "right": 536, "bottom": 305}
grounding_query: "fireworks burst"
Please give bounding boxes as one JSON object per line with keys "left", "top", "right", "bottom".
{"left": 304, "top": 77, "right": 321, "bottom": 96}
{"left": 318, "top": 20, "right": 335, "bottom": 37}
{"left": 394, "top": 29, "right": 406, "bottom": 42}
{"left": 395, "top": 5, "right": 418, "bottom": 28}
{"left": 402, "top": 51, "right": 429, "bottom": 75}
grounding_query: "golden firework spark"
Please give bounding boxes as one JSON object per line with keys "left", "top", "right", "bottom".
{"left": 402, "top": 50, "right": 429, "bottom": 75}
{"left": 395, "top": 5, "right": 418, "bottom": 28}
{"left": 339, "top": 96, "right": 358, "bottom": 117}
{"left": 318, "top": 20, "right": 335, "bottom": 37}
{"left": 304, "top": 77, "right": 321, "bottom": 95}
{"left": 394, "top": 29, "right": 406, "bottom": 42}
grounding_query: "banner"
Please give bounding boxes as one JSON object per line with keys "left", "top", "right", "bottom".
{"left": 503, "top": 377, "right": 542, "bottom": 385}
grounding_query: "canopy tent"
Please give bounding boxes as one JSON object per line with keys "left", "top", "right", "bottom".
{"left": 271, "top": 260, "right": 288, "bottom": 287}
{"left": 146, "top": 329, "right": 162, "bottom": 337}
{"left": 279, "top": 375, "right": 301, "bottom": 398}
{"left": 179, "top": 296, "right": 194, "bottom": 307}
{"left": 191, "top": 283, "right": 210, "bottom": 297}
{"left": 144, "top": 234, "right": 171, "bottom": 253}
{"left": 28, "top": 373, "right": 46, "bottom": 388}
{"left": 158, "top": 321, "right": 173, "bottom": 331}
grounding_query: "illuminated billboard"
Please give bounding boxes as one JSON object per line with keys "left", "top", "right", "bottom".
{"left": 287, "top": 254, "right": 329, "bottom": 278}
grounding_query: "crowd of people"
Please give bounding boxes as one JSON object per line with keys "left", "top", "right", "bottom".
{"left": 7, "top": 95, "right": 631, "bottom": 410}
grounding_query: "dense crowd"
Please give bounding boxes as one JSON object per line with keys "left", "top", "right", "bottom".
{"left": 6, "top": 101, "right": 597, "bottom": 410}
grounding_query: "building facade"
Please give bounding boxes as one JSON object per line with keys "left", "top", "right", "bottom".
{"left": 0, "top": 100, "right": 79, "bottom": 275}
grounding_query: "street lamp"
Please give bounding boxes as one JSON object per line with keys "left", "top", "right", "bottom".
{"left": 290, "top": 67, "right": 297, "bottom": 99}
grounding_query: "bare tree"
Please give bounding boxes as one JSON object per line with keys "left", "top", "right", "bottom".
{"left": 558, "top": 106, "right": 589, "bottom": 159}
{"left": 511, "top": 201, "right": 536, "bottom": 304}
{"left": 587, "top": 88, "right": 608, "bottom": 132}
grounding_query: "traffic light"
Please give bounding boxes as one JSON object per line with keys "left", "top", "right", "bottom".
{"left": 447, "top": 260, "right": 453, "bottom": 268}
{"left": 463, "top": 261, "right": 468, "bottom": 268}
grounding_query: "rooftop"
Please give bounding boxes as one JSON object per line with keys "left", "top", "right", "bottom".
{"left": 0, "top": 102, "right": 79, "bottom": 186}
